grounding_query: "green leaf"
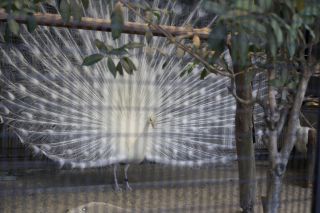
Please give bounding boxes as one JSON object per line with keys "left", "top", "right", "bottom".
{"left": 82, "top": 54, "right": 104, "bottom": 66}
{"left": 208, "top": 23, "right": 227, "bottom": 54}
{"left": 152, "top": 11, "right": 161, "bottom": 22}
{"left": 111, "top": 2, "right": 124, "bottom": 40}
{"left": 123, "top": 56, "right": 137, "bottom": 71}
{"left": 94, "top": 39, "right": 113, "bottom": 53}
{"left": 124, "top": 42, "right": 145, "bottom": 49}
{"left": 270, "top": 13, "right": 290, "bottom": 30}
{"left": 200, "top": 69, "right": 208, "bottom": 80}
{"left": 239, "top": 33, "right": 249, "bottom": 66}
{"left": 270, "top": 19, "right": 283, "bottom": 47}
{"left": 258, "top": 0, "right": 273, "bottom": 11}
{"left": 60, "top": 0, "right": 71, "bottom": 23}
{"left": 108, "top": 47, "right": 128, "bottom": 56}
{"left": 27, "top": 14, "right": 37, "bottom": 33}
{"left": 268, "top": 34, "right": 277, "bottom": 58}
{"left": 13, "top": 1, "right": 23, "bottom": 9}
{"left": 202, "top": 1, "right": 226, "bottom": 15}
{"left": 116, "top": 61, "right": 124, "bottom": 75}
{"left": 287, "top": 28, "right": 297, "bottom": 59}
{"left": 8, "top": 19, "right": 19, "bottom": 35}
{"left": 94, "top": 39, "right": 105, "bottom": 48}
{"left": 180, "top": 63, "right": 195, "bottom": 77}
{"left": 120, "top": 57, "right": 133, "bottom": 74}
{"left": 234, "top": 0, "right": 250, "bottom": 10}
{"left": 300, "top": 4, "right": 320, "bottom": 17}
{"left": 242, "top": 18, "right": 267, "bottom": 35}
{"left": 70, "top": 0, "right": 82, "bottom": 22}
{"left": 107, "top": 57, "right": 117, "bottom": 78}
{"left": 231, "top": 32, "right": 249, "bottom": 67}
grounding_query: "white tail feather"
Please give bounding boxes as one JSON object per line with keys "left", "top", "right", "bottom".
{"left": 0, "top": 1, "right": 238, "bottom": 167}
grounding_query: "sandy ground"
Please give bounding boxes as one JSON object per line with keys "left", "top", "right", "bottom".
{"left": 0, "top": 162, "right": 312, "bottom": 213}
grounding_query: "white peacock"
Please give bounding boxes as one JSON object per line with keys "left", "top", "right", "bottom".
{"left": 0, "top": 0, "right": 237, "bottom": 190}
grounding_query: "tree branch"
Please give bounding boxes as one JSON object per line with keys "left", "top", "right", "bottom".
{"left": 276, "top": 107, "right": 289, "bottom": 135}
{"left": 280, "top": 65, "right": 313, "bottom": 162}
{"left": 0, "top": 9, "right": 210, "bottom": 38}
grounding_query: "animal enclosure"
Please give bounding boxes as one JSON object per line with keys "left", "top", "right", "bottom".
{"left": 0, "top": 0, "right": 319, "bottom": 212}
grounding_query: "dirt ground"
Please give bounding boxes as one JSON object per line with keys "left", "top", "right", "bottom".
{"left": 0, "top": 162, "right": 312, "bottom": 213}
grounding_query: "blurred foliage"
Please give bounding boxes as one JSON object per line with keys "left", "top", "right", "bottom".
{"left": 204, "top": 0, "right": 320, "bottom": 66}
{"left": 0, "top": 0, "right": 89, "bottom": 41}
{"left": 0, "top": 0, "right": 48, "bottom": 41}
{"left": 82, "top": 39, "right": 143, "bottom": 78}
{"left": 82, "top": 0, "right": 173, "bottom": 77}
{"left": 56, "top": 0, "right": 88, "bottom": 22}
{"left": 198, "top": 0, "right": 320, "bottom": 90}
{"left": 111, "top": 2, "right": 124, "bottom": 40}
{"left": 1, "top": 0, "right": 319, "bottom": 83}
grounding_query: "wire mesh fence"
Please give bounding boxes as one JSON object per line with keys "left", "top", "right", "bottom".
{"left": 0, "top": 0, "right": 319, "bottom": 212}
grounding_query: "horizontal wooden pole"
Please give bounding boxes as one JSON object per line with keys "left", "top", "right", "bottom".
{"left": 0, "top": 11, "right": 210, "bottom": 39}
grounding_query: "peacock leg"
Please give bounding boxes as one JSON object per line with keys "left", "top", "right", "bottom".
{"left": 124, "top": 164, "right": 132, "bottom": 191}
{"left": 113, "top": 164, "right": 121, "bottom": 192}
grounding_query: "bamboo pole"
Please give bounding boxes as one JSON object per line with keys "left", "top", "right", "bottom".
{"left": 0, "top": 10, "right": 210, "bottom": 39}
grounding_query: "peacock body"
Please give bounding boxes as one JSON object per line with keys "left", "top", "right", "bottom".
{"left": 0, "top": 0, "right": 238, "bottom": 189}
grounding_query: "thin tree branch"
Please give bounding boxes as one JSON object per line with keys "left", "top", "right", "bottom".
{"left": 268, "top": 67, "right": 277, "bottom": 120}
{"left": 228, "top": 82, "right": 256, "bottom": 105}
{"left": 0, "top": 9, "right": 210, "bottom": 38}
{"left": 280, "top": 65, "right": 313, "bottom": 162}
{"left": 276, "top": 107, "right": 289, "bottom": 135}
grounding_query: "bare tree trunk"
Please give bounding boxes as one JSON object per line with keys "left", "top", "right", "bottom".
{"left": 263, "top": 166, "right": 284, "bottom": 213}
{"left": 262, "top": 129, "right": 285, "bottom": 213}
{"left": 263, "top": 67, "right": 312, "bottom": 213}
{"left": 235, "top": 67, "right": 256, "bottom": 213}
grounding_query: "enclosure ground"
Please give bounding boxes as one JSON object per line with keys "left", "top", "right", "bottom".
{"left": 0, "top": 162, "right": 312, "bottom": 212}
